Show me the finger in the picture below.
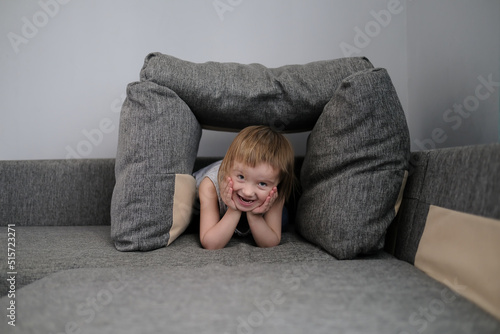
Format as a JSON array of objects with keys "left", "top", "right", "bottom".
[
  {"left": 225, "top": 178, "right": 232, "bottom": 193},
  {"left": 223, "top": 178, "right": 239, "bottom": 211},
  {"left": 253, "top": 195, "right": 272, "bottom": 214},
  {"left": 268, "top": 188, "right": 278, "bottom": 203}
]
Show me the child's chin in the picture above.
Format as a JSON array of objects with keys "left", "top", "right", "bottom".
[
  {"left": 236, "top": 205, "right": 254, "bottom": 213},
  {"left": 235, "top": 202, "right": 259, "bottom": 213}
]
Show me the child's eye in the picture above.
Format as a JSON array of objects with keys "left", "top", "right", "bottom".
[
  {"left": 237, "top": 175, "right": 244, "bottom": 180},
  {"left": 258, "top": 182, "right": 267, "bottom": 187}
]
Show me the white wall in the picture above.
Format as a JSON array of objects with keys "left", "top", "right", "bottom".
[
  {"left": 0, "top": 0, "right": 497, "bottom": 160},
  {"left": 407, "top": 0, "right": 500, "bottom": 150}
]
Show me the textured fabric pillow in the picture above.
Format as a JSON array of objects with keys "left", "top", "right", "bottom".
[
  {"left": 296, "top": 68, "right": 410, "bottom": 260},
  {"left": 111, "top": 80, "right": 201, "bottom": 251},
  {"left": 140, "top": 53, "right": 374, "bottom": 132}
]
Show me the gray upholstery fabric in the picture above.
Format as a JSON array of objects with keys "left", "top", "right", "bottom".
[
  {"left": 386, "top": 198, "right": 430, "bottom": 263},
  {"left": 111, "top": 80, "right": 201, "bottom": 251},
  {"left": 296, "top": 68, "right": 410, "bottom": 260},
  {"left": 421, "top": 143, "right": 500, "bottom": 218},
  {"left": 384, "top": 151, "right": 429, "bottom": 257},
  {"left": 140, "top": 52, "right": 374, "bottom": 131},
  {"left": 2, "top": 257, "right": 498, "bottom": 334},
  {"left": 0, "top": 156, "right": 225, "bottom": 229},
  {"left": 0, "top": 226, "right": 333, "bottom": 296},
  {"left": 0, "top": 159, "right": 115, "bottom": 226},
  {"left": 1, "top": 148, "right": 500, "bottom": 333},
  {"left": 391, "top": 143, "right": 500, "bottom": 264}
]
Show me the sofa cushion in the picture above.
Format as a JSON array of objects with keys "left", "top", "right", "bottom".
[
  {"left": 140, "top": 52, "right": 374, "bottom": 132},
  {"left": 3, "top": 255, "right": 498, "bottom": 333},
  {"left": 111, "top": 80, "right": 201, "bottom": 251},
  {"left": 0, "top": 226, "right": 333, "bottom": 296},
  {"left": 416, "top": 205, "right": 500, "bottom": 320},
  {"left": 296, "top": 68, "right": 410, "bottom": 260}
]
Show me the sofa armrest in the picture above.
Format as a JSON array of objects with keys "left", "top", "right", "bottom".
[
  {"left": 386, "top": 143, "right": 500, "bottom": 320},
  {"left": 387, "top": 143, "right": 500, "bottom": 263}
]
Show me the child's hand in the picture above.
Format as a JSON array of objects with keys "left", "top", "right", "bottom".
[
  {"left": 221, "top": 177, "right": 238, "bottom": 211},
  {"left": 251, "top": 187, "right": 278, "bottom": 215}
]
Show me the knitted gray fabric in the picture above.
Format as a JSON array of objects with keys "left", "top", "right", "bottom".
[
  {"left": 0, "top": 227, "right": 331, "bottom": 296},
  {"left": 296, "top": 68, "right": 410, "bottom": 260},
  {"left": 0, "top": 159, "right": 115, "bottom": 226},
  {"left": 391, "top": 143, "right": 500, "bottom": 264},
  {"left": 2, "top": 146, "right": 500, "bottom": 332},
  {"left": 140, "top": 52, "right": 374, "bottom": 131},
  {"left": 2, "top": 254, "right": 498, "bottom": 334},
  {"left": 110, "top": 80, "right": 202, "bottom": 251}
]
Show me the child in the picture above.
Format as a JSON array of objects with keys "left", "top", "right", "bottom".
[{"left": 194, "top": 125, "right": 295, "bottom": 250}]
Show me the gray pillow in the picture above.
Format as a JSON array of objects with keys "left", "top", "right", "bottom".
[
  {"left": 140, "top": 53, "right": 374, "bottom": 132},
  {"left": 111, "top": 80, "right": 201, "bottom": 251},
  {"left": 296, "top": 68, "right": 410, "bottom": 260}
]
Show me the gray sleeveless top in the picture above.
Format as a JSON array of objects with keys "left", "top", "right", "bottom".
[
  {"left": 194, "top": 160, "right": 227, "bottom": 218},
  {"left": 194, "top": 160, "right": 250, "bottom": 236}
]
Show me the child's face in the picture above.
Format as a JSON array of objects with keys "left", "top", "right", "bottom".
[{"left": 228, "top": 161, "right": 280, "bottom": 212}]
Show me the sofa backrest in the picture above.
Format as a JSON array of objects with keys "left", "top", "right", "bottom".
[
  {"left": 2, "top": 144, "right": 498, "bottom": 231},
  {"left": 386, "top": 143, "right": 500, "bottom": 262},
  {"left": 0, "top": 159, "right": 115, "bottom": 226}
]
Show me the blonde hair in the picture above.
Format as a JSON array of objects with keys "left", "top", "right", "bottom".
[{"left": 218, "top": 125, "right": 296, "bottom": 203}]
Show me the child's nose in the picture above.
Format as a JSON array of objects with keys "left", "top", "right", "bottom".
[{"left": 241, "top": 185, "right": 254, "bottom": 197}]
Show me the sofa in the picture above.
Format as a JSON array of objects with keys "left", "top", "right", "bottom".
[
  {"left": 1, "top": 53, "right": 499, "bottom": 333},
  {"left": 1, "top": 144, "right": 499, "bottom": 333}
]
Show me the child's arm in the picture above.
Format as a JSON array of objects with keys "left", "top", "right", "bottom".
[
  {"left": 246, "top": 190, "right": 283, "bottom": 248},
  {"left": 199, "top": 177, "right": 241, "bottom": 250}
]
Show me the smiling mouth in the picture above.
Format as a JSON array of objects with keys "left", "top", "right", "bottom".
[{"left": 237, "top": 195, "right": 255, "bottom": 206}]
